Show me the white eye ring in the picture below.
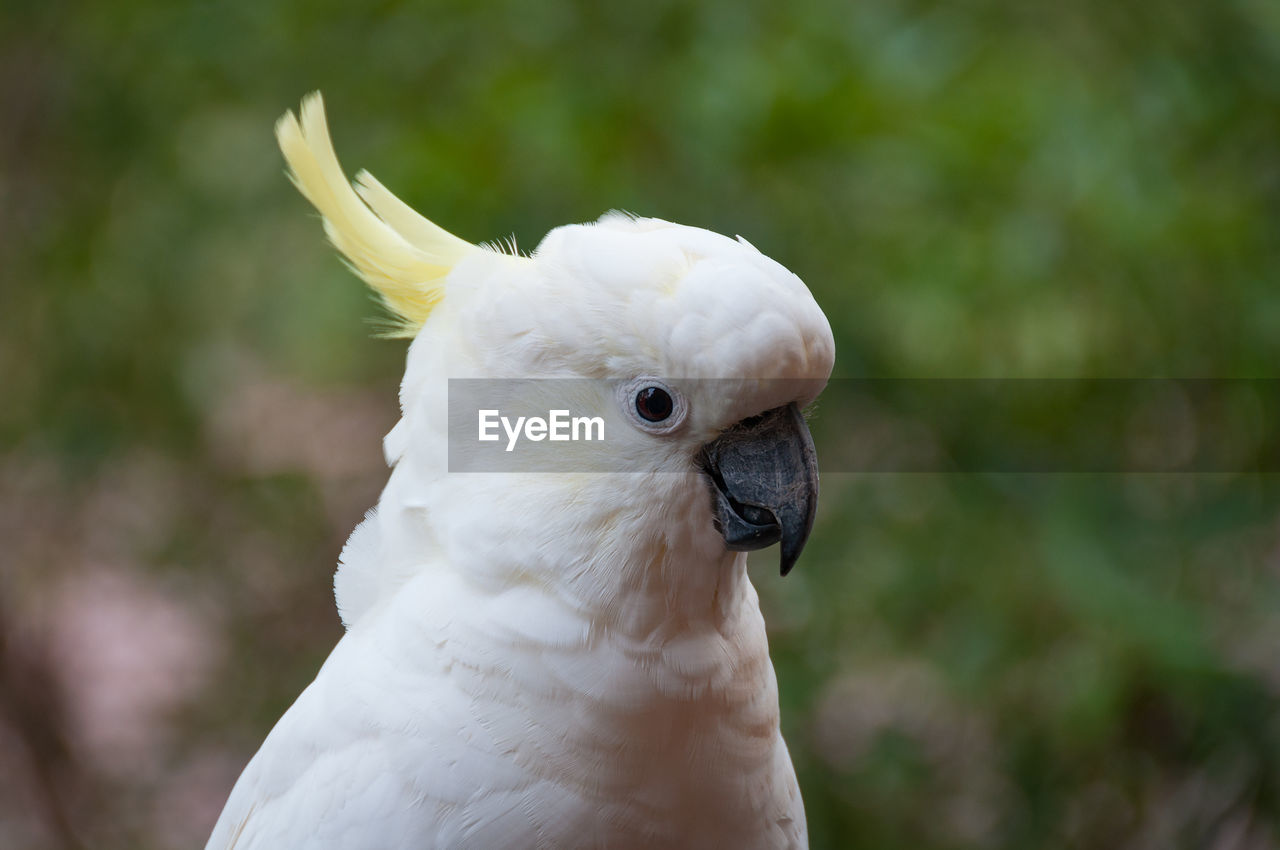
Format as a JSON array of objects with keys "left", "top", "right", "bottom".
[{"left": 617, "top": 377, "right": 689, "bottom": 436}]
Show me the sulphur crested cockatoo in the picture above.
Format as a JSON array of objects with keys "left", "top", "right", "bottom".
[{"left": 207, "top": 93, "right": 834, "bottom": 850}]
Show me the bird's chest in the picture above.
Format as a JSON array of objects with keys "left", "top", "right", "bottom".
[
  {"left": 484, "top": 638, "right": 784, "bottom": 819},
  {"left": 335, "top": 585, "right": 799, "bottom": 847}
]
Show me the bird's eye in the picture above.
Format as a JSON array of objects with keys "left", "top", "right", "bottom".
[
  {"left": 635, "top": 386, "right": 674, "bottom": 422},
  {"left": 618, "top": 377, "right": 688, "bottom": 435}
]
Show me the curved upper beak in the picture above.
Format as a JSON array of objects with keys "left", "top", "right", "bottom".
[{"left": 699, "top": 402, "right": 819, "bottom": 576}]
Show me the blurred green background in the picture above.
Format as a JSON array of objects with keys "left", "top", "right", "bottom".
[{"left": 3, "top": 1, "right": 1279, "bottom": 848}]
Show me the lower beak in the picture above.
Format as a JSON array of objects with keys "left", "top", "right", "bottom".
[{"left": 699, "top": 402, "right": 819, "bottom": 576}]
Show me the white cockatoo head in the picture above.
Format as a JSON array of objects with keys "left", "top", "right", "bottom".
[{"left": 277, "top": 94, "right": 835, "bottom": 627}]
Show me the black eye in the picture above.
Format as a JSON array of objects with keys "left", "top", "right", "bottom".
[
  {"left": 619, "top": 377, "right": 687, "bottom": 435},
  {"left": 635, "top": 386, "right": 674, "bottom": 422}
]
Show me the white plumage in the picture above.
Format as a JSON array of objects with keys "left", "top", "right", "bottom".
[{"left": 207, "top": 93, "right": 834, "bottom": 849}]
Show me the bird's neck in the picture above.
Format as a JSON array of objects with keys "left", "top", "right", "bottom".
[{"left": 526, "top": 470, "right": 754, "bottom": 637}]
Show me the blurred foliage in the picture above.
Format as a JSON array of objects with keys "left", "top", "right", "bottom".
[{"left": 2, "top": 0, "right": 1279, "bottom": 848}]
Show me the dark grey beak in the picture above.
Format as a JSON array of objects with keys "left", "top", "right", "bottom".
[{"left": 699, "top": 402, "right": 819, "bottom": 576}]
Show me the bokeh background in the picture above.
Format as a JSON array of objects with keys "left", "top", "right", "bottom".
[{"left": 3, "top": 1, "right": 1280, "bottom": 847}]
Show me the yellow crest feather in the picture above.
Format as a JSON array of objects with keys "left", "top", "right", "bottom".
[{"left": 275, "top": 92, "right": 476, "bottom": 336}]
